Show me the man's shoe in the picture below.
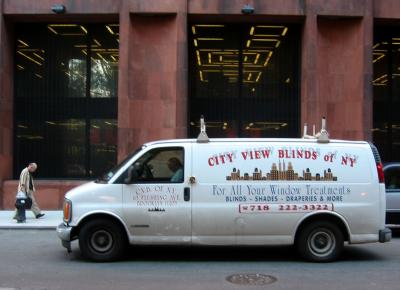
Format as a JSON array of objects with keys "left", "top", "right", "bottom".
[
  {"left": 13, "top": 216, "right": 17, "bottom": 220},
  {"left": 36, "top": 213, "right": 45, "bottom": 219},
  {"left": 17, "top": 220, "right": 26, "bottom": 223}
]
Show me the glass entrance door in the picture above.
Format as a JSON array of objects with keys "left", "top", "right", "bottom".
[{"left": 189, "top": 24, "right": 300, "bottom": 138}]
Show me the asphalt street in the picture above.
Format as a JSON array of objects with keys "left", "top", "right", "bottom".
[{"left": 0, "top": 230, "right": 399, "bottom": 290}]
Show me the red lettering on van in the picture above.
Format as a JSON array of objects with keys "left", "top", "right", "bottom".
[
  {"left": 226, "top": 152, "right": 234, "bottom": 163},
  {"left": 208, "top": 157, "right": 215, "bottom": 166},
  {"left": 341, "top": 156, "right": 356, "bottom": 167},
  {"left": 261, "top": 150, "right": 271, "bottom": 158}
]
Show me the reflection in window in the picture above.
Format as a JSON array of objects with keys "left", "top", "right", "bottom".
[
  {"left": 67, "top": 59, "right": 86, "bottom": 98},
  {"left": 128, "top": 148, "right": 184, "bottom": 183},
  {"left": 90, "top": 25, "right": 119, "bottom": 98},
  {"left": 91, "top": 60, "right": 117, "bottom": 98},
  {"left": 14, "top": 23, "right": 119, "bottom": 178},
  {"left": 189, "top": 24, "right": 300, "bottom": 138}
]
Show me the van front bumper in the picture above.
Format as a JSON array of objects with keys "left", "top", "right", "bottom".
[
  {"left": 56, "top": 222, "right": 73, "bottom": 252},
  {"left": 379, "top": 228, "right": 392, "bottom": 243}
]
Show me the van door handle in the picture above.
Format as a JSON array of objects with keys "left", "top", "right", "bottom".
[{"left": 184, "top": 187, "right": 190, "bottom": 202}]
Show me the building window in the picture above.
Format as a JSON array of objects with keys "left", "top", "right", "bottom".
[
  {"left": 373, "top": 28, "right": 400, "bottom": 162},
  {"left": 189, "top": 24, "right": 300, "bottom": 138},
  {"left": 14, "top": 23, "right": 119, "bottom": 178}
]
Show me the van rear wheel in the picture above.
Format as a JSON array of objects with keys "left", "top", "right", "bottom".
[
  {"left": 297, "top": 221, "right": 343, "bottom": 262},
  {"left": 79, "top": 219, "right": 126, "bottom": 262}
]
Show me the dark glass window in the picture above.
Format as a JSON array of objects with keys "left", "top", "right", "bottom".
[
  {"left": 189, "top": 24, "right": 300, "bottom": 138},
  {"left": 117, "top": 147, "right": 184, "bottom": 184},
  {"left": 373, "top": 28, "right": 400, "bottom": 162},
  {"left": 385, "top": 167, "right": 400, "bottom": 190},
  {"left": 14, "top": 23, "right": 119, "bottom": 178}
]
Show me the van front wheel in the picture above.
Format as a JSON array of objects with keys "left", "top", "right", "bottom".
[
  {"left": 79, "top": 219, "right": 126, "bottom": 262},
  {"left": 297, "top": 221, "right": 343, "bottom": 262}
]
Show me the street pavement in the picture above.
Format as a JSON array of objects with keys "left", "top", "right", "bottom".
[
  {"left": 0, "top": 210, "right": 62, "bottom": 229},
  {"left": 0, "top": 210, "right": 399, "bottom": 290},
  {"left": 0, "top": 229, "right": 399, "bottom": 290}
]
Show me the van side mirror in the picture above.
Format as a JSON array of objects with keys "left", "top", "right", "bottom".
[{"left": 124, "top": 163, "right": 140, "bottom": 184}]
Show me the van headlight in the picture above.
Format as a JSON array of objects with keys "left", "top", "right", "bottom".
[{"left": 63, "top": 198, "right": 72, "bottom": 224}]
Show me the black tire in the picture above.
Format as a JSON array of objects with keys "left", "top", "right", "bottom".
[
  {"left": 79, "top": 219, "right": 127, "bottom": 262},
  {"left": 296, "top": 221, "right": 344, "bottom": 262}
]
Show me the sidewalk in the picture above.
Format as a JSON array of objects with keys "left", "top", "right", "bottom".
[{"left": 0, "top": 210, "right": 62, "bottom": 229}]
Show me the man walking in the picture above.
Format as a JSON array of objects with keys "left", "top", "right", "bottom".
[{"left": 16, "top": 162, "right": 44, "bottom": 219}]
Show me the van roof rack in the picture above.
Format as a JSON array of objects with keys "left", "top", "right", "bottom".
[
  {"left": 303, "top": 117, "right": 330, "bottom": 143},
  {"left": 197, "top": 115, "right": 209, "bottom": 143},
  {"left": 196, "top": 116, "right": 329, "bottom": 143}
]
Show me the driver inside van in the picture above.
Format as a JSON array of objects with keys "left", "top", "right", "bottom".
[{"left": 168, "top": 157, "right": 183, "bottom": 182}]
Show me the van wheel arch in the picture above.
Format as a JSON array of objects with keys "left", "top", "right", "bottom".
[
  {"left": 295, "top": 214, "right": 349, "bottom": 262},
  {"left": 295, "top": 213, "right": 349, "bottom": 242},
  {"left": 72, "top": 213, "right": 128, "bottom": 238}
]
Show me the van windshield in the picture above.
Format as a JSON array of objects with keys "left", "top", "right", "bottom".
[{"left": 96, "top": 146, "right": 143, "bottom": 183}]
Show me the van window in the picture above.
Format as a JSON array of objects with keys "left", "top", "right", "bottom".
[{"left": 117, "top": 147, "right": 184, "bottom": 184}]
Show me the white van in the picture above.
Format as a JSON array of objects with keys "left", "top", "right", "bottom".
[{"left": 57, "top": 119, "right": 391, "bottom": 262}]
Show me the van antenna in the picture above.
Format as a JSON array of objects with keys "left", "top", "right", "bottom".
[
  {"left": 197, "top": 115, "right": 209, "bottom": 143},
  {"left": 303, "top": 117, "right": 330, "bottom": 143},
  {"left": 316, "top": 117, "right": 330, "bottom": 143}
]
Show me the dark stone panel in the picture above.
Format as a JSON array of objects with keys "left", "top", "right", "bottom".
[
  {"left": 374, "top": 0, "right": 400, "bottom": 19},
  {"left": 306, "top": 0, "right": 366, "bottom": 17},
  {"left": 189, "top": 0, "right": 304, "bottom": 15},
  {"left": 130, "top": 0, "right": 186, "bottom": 14},
  {"left": 3, "top": 0, "right": 120, "bottom": 15}
]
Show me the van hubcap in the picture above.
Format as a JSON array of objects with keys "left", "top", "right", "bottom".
[
  {"left": 309, "top": 230, "right": 335, "bottom": 256},
  {"left": 90, "top": 230, "right": 113, "bottom": 253}
]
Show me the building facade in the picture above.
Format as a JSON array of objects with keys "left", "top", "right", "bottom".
[{"left": 0, "top": 0, "right": 399, "bottom": 209}]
